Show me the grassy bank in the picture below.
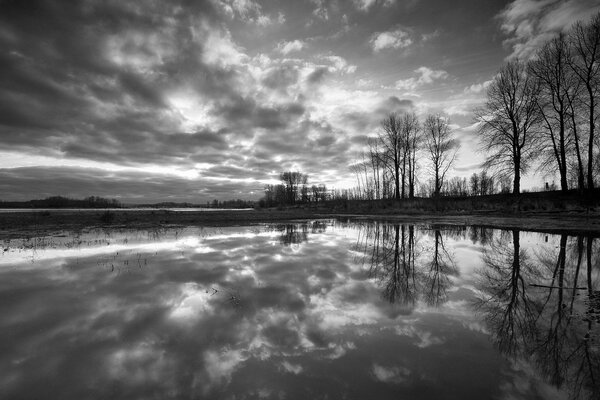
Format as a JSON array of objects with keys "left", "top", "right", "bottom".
[
  {"left": 1, "top": 206, "right": 600, "bottom": 239},
  {"left": 305, "top": 188, "right": 600, "bottom": 214}
]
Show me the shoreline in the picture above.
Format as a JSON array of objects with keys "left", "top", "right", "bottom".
[{"left": 1, "top": 209, "right": 600, "bottom": 238}]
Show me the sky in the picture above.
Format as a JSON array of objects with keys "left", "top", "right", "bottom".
[{"left": 1, "top": 0, "right": 599, "bottom": 203}]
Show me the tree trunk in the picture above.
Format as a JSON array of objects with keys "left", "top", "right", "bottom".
[
  {"left": 559, "top": 115, "right": 568, "bottom": 191},
  {"left": 588, "top": 90, "right": 595, "bottom": 190},
  {"left": 394, "top": 160, "right": 400, "bottom": 200},
  {"left": 513, "top": 160, "right": 520, "bottom": 194}
]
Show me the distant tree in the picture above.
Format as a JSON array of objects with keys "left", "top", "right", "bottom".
[
  {"left": 424, "top": 114, "right": 459, "bottom": 197},
  {"left": 470, "top": 173, "right": 480, "bottom": 196},
  {"left": 476, "top": 60, "right": 540, "bottom": 194},
  {"left": 480, "top": 171, "right": 494, "bottom": 195},
  {"left": 446, "top": 176, "right": 468, "bottom": 196},
  {"left": 279, "top": 171, "right": 308, "bottom": 204}
]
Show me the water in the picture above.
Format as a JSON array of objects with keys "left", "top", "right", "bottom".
[{"left": 0, "top": 220, "right": 598, "bottom": 399}]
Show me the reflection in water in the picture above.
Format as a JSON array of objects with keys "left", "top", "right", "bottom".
[
  {"left": 0, "top": 221, "right": 598, "bottom": 399},
  {"left": 356, "top": 223, "right": 457, "bottom": 311},
  {"left": 475, "top": 230, "right": 600, "bottom": 399},
  {"left": 267, "top": 221, "right": 328, "bottom": 246}
]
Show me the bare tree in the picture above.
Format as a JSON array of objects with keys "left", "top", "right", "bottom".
[
  {"left": 569, "top": 13, "right": 600, "bottom": 190},
  {"left": 476, "top": 60, "right": 540, "bottom": 194},
  {"left": 379, "top": 114, "right": 403, "bottom": 199},
  {"left": 529, "top": 33, "right": 576, "bottom": 192},
  {"left": 402, "top": 112, "right": 421, "bottom": 198},
  {"left": 279, "top": 171, "right": 308, "bottom": 204},
  {"left": 424, "top": 114, "right": 459, "bottom": 197},
  {"left": 367, "top": 137, "right": 384, "bottom": 199}
]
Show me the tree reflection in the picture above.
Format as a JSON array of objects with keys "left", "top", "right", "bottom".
[
  {"left": 266, "top": 222, "right": 327, "bottom": 246},
  {"left": 356, "top": 223, "right": 457, "bottom": 310},
  {"left": 475, "top": 229, "right": 539, "bottom": 355},
  {"left": 424, "top": 228, "right": 458, "bottom": 306},
  {"left": 476, "top": 231, "right": 600, "bottom": 399}
]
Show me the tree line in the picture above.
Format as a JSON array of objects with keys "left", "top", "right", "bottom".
[
  {"left": 478, "top": 13, "right": 600, "bottom": 193},
  {"left": 352, "top": 112, "right": 460, "bottom": 199},
  {"left": 0, "top": 196, "right": 122, "bottom": 208},
  {"left": 260, "top": 171, "right": 329, "bottom": 207},
  {"left": 351, "top": 13, "right": 600, "bottom": 199}
]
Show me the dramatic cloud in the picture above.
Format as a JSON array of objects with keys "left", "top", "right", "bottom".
[
  {"left": 0, "top": 0, "right": 596, "bottom": 201},
  {"left": 498, "top": 0, "right": 600, "bottom": 59}
]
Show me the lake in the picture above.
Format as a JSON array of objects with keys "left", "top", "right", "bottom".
[{"left": 0, "top": 219, "right": 598, "bottom": 399}]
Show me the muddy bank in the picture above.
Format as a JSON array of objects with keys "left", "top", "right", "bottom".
[{"left": 1, "top": 208, "right": 599, "bottom": 238}]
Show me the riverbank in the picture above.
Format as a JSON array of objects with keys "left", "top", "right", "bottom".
[{"left": 1, "top": 207, "right": 600, "bottom": 239}]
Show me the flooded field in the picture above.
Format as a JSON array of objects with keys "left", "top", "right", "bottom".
[{"left": 0, "top": 220, "right": 598, "bottom": 399}]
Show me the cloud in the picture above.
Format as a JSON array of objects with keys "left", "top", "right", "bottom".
[
  {"left": 463, "top": 80, "right": 493, "bottom": 94},
  {"left": 276, "top": 40, "right": 306, "bottom": 54},
  {"left": 353, "top": 0, "right": 378, "bottom": 11},
  {"left": 370, "top": 28, "right": 413, "bottom": 52},
  {"left": 0, "top": 166, "right": 266, "bottom": 202},
  {"left": 395, "top": 66, "right": 449, "bottom": 91},
  {"left": 498, "top": 0, "right": 600, "bottom": 59},
  {"left": 353, "top": 0, "right": 397, "bottom": 11},
  {"left": 320, "top": 55, "right": 357, "bottom": 74},
  {"left": 310, "top": 0, "right": 329, "bottom": 20},
  {"left": 372, "top": 364, "right": 411, "bottom": 383},
  {"left": 212, "top": 0, "right": 283, "bottom": 25}
]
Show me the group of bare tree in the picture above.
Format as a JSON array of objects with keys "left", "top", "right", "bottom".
[
  {"left": 352, "top": 112, "right": 459, "bottom": 200},
  {"left": 261, "top": 171, "right": 328, "bottom": 207},
  {"left": 478, "top": 13, "right": 600, "bottom": 193}
]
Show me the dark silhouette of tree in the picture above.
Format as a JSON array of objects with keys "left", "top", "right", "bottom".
[
  {"left": 278, "top": 224, "right": 309, "bottom": 246},
  {"left": 355, "top": 223, "right": 457, "bottom": 310},
  {"left": 476, "top": 60, "right": 540, "bottom": 194},
  {"left": 476, "top": 231, "right": 600, "bottom": 399},
  {"left": 424, "top": 228, "right": 458, "bottom": 306},
  {"left": 569, "top": 13, "right": 600, "bottom": 190},
  {"left": 367, "top": 137, "right": 384, "bottom": 199},
  {"left": 529, "top": 34, "right": 576, "bottom": 192},
  {"left": 424, "top": 114, "right": 459, "bottom": 197},
  {"left": 475, "top": 229, "right": 539, "bottom": 355},
  {"left": 402, "top": 112, "right": 421, "bottom": 199},
  {"left": 280, "top": 171, "right": 308, "bottom": 205},
  {"left": 379, "top": 114, "right": 403, "bottom": 200}
]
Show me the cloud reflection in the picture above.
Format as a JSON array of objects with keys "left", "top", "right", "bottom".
[{"left": 1, "top": 221, "right": 592, "bottom": 399}]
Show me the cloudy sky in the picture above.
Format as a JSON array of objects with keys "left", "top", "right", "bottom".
[{"left": 1, "top": 0, "right": 599, "bottom": 203}]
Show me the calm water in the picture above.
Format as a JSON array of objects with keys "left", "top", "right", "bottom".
[{"left": 0, "top": 220, "right": 598, "bottom": 399}]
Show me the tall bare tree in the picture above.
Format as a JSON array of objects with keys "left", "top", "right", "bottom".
[
  {"left": 379, "top": 114, "right": 403, "bottom": 199},
  {"left": 367, "top": 137, "right": 384, "bottom": 199},
  {"left": 424, "top": 114, "right": 459, "bottom": 197},
  {"left": 529, "top": 33, "right": 575, "bottom": 191},
  {"left": 401, "top": 112, "right": 421, "bottom": 198},
  {"left": 569, "top": 13, "right": 600, "bottom": 190},
  {"left": 476, "top": 60, "right": 540, "bottom": 194}
]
